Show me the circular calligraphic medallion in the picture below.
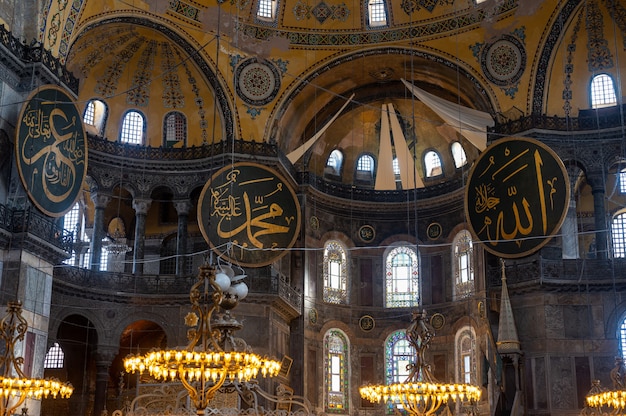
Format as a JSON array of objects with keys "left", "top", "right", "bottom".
[
  {"left": 481, "top": 35, "right": 526, "bottom": 86},
  {"left": 427, "top": 222, "right": 442, "bottom": 240},
  {"left": 15, "top": 85, "right": 87, "bottom": 217},
  {"left": 198, "top": 162, "right": 301, "bottom": 267},
  {"left": 359, "top": 315, "right": 375, "bottom": 332},
  {"left": 235, "top": 58, "right": 281, "bottom": 106},
  {"left": 358, "top": 225, "right": 375, "bottom": 243},
  {"left": 465, "top": 137, "right": 569, "bottom": 258},
  {"left": 430, "top": 313, "right": 445, "bottom": 330}
]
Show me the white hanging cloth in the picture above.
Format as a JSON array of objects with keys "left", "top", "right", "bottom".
[
  {"left": 286, "top": 94, "right": 355, "bottom": 164},
  {"left": 401, "top": 78, "right": 494, "bottom": 151}
]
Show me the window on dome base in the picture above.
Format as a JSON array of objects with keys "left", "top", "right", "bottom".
[{"left": 590, "top": 74, "right": 617, "bottom": 109}]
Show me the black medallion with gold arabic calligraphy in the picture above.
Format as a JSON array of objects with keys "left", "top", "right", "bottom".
[
  {"left": 198, "top": 162, "right": 301, "bottom": 267},
  {"left": 465, "top": 137, "right": 569, "bottom": 258},
  {"left": 15, "top": 86, "right": 87, "bottom": 217}
]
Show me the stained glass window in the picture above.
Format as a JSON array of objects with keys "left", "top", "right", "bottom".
[
  {"left": 385, "top": 246, "right": 419, "bottom": 308},
  {"left": 325, "top": 329, "right": 349, "bottom": 412},
  {"left": 324, "top": 241, "right": 348, "bottom": 304},
  {"left": 384, "top": 330, "right": 415, "bottom": 413},
  {"left": 453, "top": 230, "right": 474, "bottom": 299},
  {"left": 455, "top": 327, "right": 476, "bottom": 384},
  {"left": 44, "top": 342, "right": 65, "bottom": 369}
]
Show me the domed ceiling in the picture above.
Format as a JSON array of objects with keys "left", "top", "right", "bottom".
[{"left": 56, "top": 0, "right": 548, "bottom": 190}]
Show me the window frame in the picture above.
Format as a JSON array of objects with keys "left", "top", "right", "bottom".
[
  {"left": 612, "top": 210, "right": 626, "bottom": 258},
  {"left": 424, "top": 149, "right": 443, "bottom": 178},
  {"left": 323, "top": 240, "right": 348, "bottom": 304},
  {"left": 119, "top": 110, "right": 146, "bottom": 145},
  {"left": 590, "top": 73, "right": 618, "bottom": 109},
  {"left": 257, "top": 0, "right": 278, "bottom": 22},
  {"left": 44, "top": 342, "right": 65, "bottom": 369},
  {"left": 83, "top": 98, "right": 108, "bottom": 135},
  {"left": 384, "top": 245, "right": 419, "bottom": 308},
  {"left": 324, "top": 329, "right": 349, "bottom": 413},
  {"left": 367, "top": 0, "right": 388, "bottom": 28},
  {"left": 325, "top": 149, "right": 344, "bottom": 177},
  {"left": 455, "top": 326, "right": 477, "bottom": 385},
  {"left": 163, "top": 111, "right": 187, "bottom": 147},
  {"left": 453, "top": 230, "right": 475, "bottom": 299},
  {"left": 451, "top": 142, "right": 468, "bottom": 169}
]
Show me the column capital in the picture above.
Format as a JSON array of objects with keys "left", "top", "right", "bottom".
[
  {"left": 91, "top": 193, "right": 112, "bottom": 209},
  {"left": 173, "top": 200, "right": 193, "bottom": 216},
  {"left": 132, "top": 198, "right": 152, "bottom": 215}
]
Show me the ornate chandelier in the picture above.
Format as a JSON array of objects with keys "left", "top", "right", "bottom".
[
  {"left": 585, "top": 357, "right": 626, "bottom": 413},
  {"left": 360, "top": 310, "right": 481, "bottom": 416},
  {"left": 0, "top": 301, "right": 73, "bottom": 416},
  {"left": 124, "top": 261, "right": 282, "bottom": 414}
]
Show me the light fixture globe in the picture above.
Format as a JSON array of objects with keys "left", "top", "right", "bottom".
[{"left": 123, "top": 262, "right": 280, "bottom": 414}]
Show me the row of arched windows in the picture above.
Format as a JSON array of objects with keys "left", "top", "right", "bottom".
[
  {"left": 322, "top": 326, "right": 477, "bottom": 413},
  {"left": 322, "top": 231, "right": 475, "bottom": 306},
  {"left": 326, "top": 142, "right": 468, "bottom": 182},
  {"left": 83, "top": 99, "right": 187, "bottom": 147}
]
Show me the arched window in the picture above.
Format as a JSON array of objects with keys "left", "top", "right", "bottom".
[
  {"left": 612, "top": 212, "right": 626, "bottom": 258},
  {"left": 620, "top": 168, "right": 626, "bottom": 194},
  {"left": 451, "top": 142, "right": 467, "bottom": 168},
  {"left": 257, "top": 0, "right": 277, "bottom": 21},
  {"left": 83, "top": 99, "right": 107, "bottom": 135},
  {"left": 620, "top": 316, "right": 626, "bottom": 359},
  {"left": 367, "top": 0, "right": 387, "bottom": 27},
  {"left": 356, "top": 154, "right": 375, "bottom": 181},
  {"left": 453, "top": 230, "right": 474, "bottom": 299},
  {"left": 385, "top": 330, "right": 414, "bottom": 384},
  {"left": 324, "top": 329, "right": 349, "bottom": 412},
  {"left": 120, "top": 110, "right": 145, "bottom": 144},
  {"left": 44, "top": 342, "right": 65, "bottom": 369},
  {"left": 591, "top": 74, "right": 617, "bottom": 109},
  {"left": 163, "top": 111, "right": 187, "bottom": 147},
  {"left": 323, "top": 241, "right": 348, "bottom": 304},
  {"left": 63, "top": 203, "right": 81, "bottom": 265},
  {"left": 424, "top": 150, "right": 442, "bottom": 177},
  {"left": 455, "top": 327, "right": 477, "bottom": 384},
  {"left": 326, "top": 149, "right": 344, "bottom": 176},
  {"left": 385, "top": 246, "right": 419, "bottom": 308}
]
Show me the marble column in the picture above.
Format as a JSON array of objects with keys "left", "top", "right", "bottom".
[
  {"left": 132, "top": 198, "right": 152, "bottom": 275},
  {"left": 93, "top": 347, "right": 117, "bottom": 416},
  {"left": 90, "top": 193, "right": 111, "bottom": 271},
  {"left": 562, "top": 166, "right": 581, "bottom": 259},
  {"left": 173, "top": 200, "right": 192, "bottom": 276},
  {"left": 588, "top": 172, "right": 608, "bottom": 259}
]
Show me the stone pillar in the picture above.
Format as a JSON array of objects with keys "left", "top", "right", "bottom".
[
  {"left": 132, "top": 198, "right": 152, "bottom": 275},
  {"left": 588, "top": 172, "right": 608, "bottom": 259},
  {"left": 562, "top": 166, "right": 581, "bottom": 259},
  {"left": 173, "top": 200, "right": 192, "bottom": 276},
  {"left": 93, "top": 347, "right": 117, "bottom": 416},
  {"left": 90, "top": 193, "right": 111, "bottom": 271}
]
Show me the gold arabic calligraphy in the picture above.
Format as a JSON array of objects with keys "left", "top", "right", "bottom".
[
  {"left": 473, "top": 145, "right": 559, "bottom": 249},
  {"left": 20, "top": 104, "right": 84, "bottom": 204},
  {"left": 210, "top": 169, "right": 294, "bottom": 253}
]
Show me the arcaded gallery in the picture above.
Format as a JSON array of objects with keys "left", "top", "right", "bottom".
[{"left": 0, "top": 0, "right": 624, "bottom": 415}]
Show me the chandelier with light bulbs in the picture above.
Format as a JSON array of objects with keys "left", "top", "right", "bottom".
[
  {"left": 586, "top": 357, "right": 626, "bottom": 413},
  {"left": 0, "top": 301, "right": 73, "bottom": 416},
  {"left": 360, "top": 310, "right": 481, "bottom": 416},
  {"left": 124, "top": 261, "right": 281, "bottom": 414}
]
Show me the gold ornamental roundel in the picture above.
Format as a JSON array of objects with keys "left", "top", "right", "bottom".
[
  {"left": 198, "top": 162, "right": 301, "bottom": 267},
  {"left": 465, "top": 137, "right": 569, "bottom": 258},
  {"left": 15, "top": 86, "right": 87, "bottom": 217}
]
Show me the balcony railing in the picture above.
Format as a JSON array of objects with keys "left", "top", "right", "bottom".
[
  {"left": 487, "top": 254, "right": 626, "bottom": 290},
  {"left": 0, "top": 204, "right": 73, "bottom": 253},
  {"left": 53, "top": 265, "right": 302, "bottom": 313}
]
